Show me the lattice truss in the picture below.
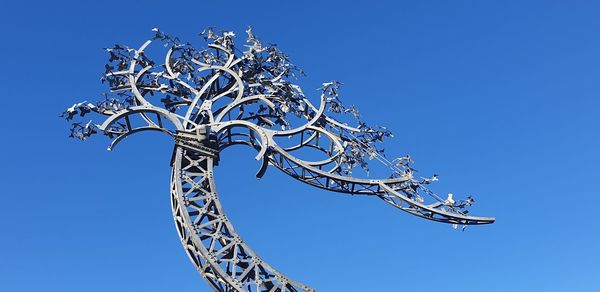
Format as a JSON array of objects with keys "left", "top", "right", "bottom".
[{"left": 63, "top": 27, "right": 495, "bottom": 291}]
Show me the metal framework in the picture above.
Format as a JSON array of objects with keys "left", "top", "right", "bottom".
[{"left": 63, "top": 27, "right": 494, "bottom": 291}]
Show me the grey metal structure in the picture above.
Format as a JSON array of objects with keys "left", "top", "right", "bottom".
[{"left": 63, "top": 28, "right": 494, "bottom": 291}]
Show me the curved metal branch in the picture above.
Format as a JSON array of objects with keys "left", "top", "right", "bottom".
[
  {"left": 97, "top": 106, "right": 187, "bottom": 150},
  {"left": 215, "top": 128, "right": 493, "bottom": 225}
]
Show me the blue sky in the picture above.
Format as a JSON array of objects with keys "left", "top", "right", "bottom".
[{"left": 1, "top": 1, "right": 599, "bottom": 291}]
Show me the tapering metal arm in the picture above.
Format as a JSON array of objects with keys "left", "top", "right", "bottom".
[{"left": 215, "top": 124, "right": 495, "bottom": 226}]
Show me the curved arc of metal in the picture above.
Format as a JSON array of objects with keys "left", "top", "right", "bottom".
[
  {"left": 132, "top": 65, "right": 175, "bottom": 129},
  {"left": 211, "top": 120, "right": 271, "bottom": 161},
  {"left": 211, "top": 121, "right": 409, "bottom": 193},
  {"left": 269, "top": 94, "right": 327, "bottom": 137},
  {"left": 299, "top": 96, "right": 362, "bottom": 133},
  {"left": 107, "top": 127, "right": 174, "bottom": 151},
  {"left": 270, "top": 143, "right": 409, "bottom": 193},
  {"left": 267, "top": 145, "right": 490, "bottom": 226},
  {"left": 281, "top": 131, "right": 319, "bottom": 152},
  {"left": 110, "top": 39, "right": 183, "bottom": 130},
  {"left": 126, "top": 39, "right": 154, "bottom": 106},
  {"left": 323, "top": 116, "right": 362, "bottom": 133},
  {"left": 98, "top": 106, "right": 186, "bottom": 131},
  {"left": 219, "top": 131, "right": 341, "bottom": 174},
  {"left": 222, "top": 127, "right": 494, "bottom": 224},
  {"left": 267, "top": 145, "right": 494, "bottom": 224},
  {"left": 274, "top": 125, "right": 344, "bottom": 169},
  {"left": 164, "top": 48, "right": 201, "bottom": 97},
  {"left": 214, "top": 94, "right": 277, "bottom": 123},
  {"left": 183, "top": 64, "right": 245, "bottom": 128},
  {"left": 213, "top": 120, "right": 342, "bottom": 176},
  {"left": 171, "top": 148, "right": 315, "bottom": 291},
  {"left": 189, "top": 60, "right": 243, "bottom": 104},
  {"left": 183, "top": 67, "right": 223, "bottom": 126},
  {"left": 378, "top": 183, "right": 495, "bottom": 225},
  {"left": 97, "top": 106, "right": 194, "bottom": 151},
  {"left": 207, "top": 44, "right": 236, "bottom": 68}
]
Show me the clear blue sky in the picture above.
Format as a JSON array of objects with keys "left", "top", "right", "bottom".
[{"left": 1, "top": 1, "right": 599, "bottom": 291}]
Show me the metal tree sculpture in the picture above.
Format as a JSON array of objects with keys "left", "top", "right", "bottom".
[{"left": 63, "top": 27, "right": 494, "bottom": 291}]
